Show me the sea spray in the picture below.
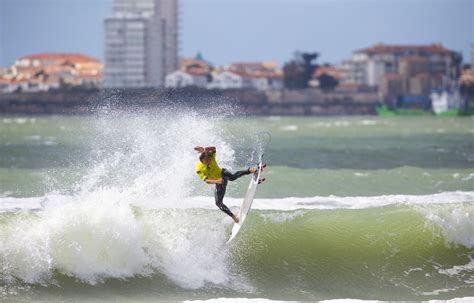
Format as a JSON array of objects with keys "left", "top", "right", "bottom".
[{"left": 73, "top": 108, "right": 239, "bottom": 204}]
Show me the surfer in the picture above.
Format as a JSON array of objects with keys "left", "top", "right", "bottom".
[{"left": 194, "top": 146, "right": 264, "bottom": 223}]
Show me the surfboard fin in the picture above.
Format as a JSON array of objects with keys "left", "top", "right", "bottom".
[{"left": 258, "top": 178, "right": 266, "bottom": 184}]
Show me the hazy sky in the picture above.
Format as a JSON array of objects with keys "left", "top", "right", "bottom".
[{"left": 1, "top": 0, "right": 473, "bottom": 67}]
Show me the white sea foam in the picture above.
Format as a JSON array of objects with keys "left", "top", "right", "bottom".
[
  {"left": 280, "top": 125, "right": 298, "bottom": 131},
  {"left": 184, "top": 298, "right": 474, "bottom": 303},
  {"left": 0, "top": 197, "right": 233, "bottom": 288},
  {"left": 437, "top": 257, "right": 474, "bottom": 281},
  {"left": 259, "top": 210, "right": 306, "bottom": 224},
  {"left": 24, "top": 135, "right": 41, "bottom": 140},
  {"left": 14, "top": 118, "right": 28, "bottom": 124},
  {"left": 2, "top": 191, "right": 473, "bottom": 213},
  {"left": 417, "top": 203, "right": 474, "bottom": 248},
  {"left": 359, "top": 120, "right": 377, "bottom": 126},
  {"left": 184, "top": 299, "right": 296, "bottom": 303},
  {"left": 462, "top": 173, "right": 474, "bottom": 181}
]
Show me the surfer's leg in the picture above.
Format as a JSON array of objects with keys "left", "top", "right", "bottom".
[
  {"left": 215, "top": 182, "right": 239, "bottom": 223},
  {"left": 215, "top": 181, "right": 232, "bottom": 216},
  {"left": 221, "top": 168, "right": 251, "bottom": 181}
]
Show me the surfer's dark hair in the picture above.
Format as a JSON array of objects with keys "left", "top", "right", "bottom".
[{"left": 199, "top": 152, "right": 211, "bottom": 162}]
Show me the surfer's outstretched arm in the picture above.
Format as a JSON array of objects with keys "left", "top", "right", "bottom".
[
  {"left": 205, "top": 178, "right": 224, "bottom": 185},
  {"left": 204, "top": 146, "right": 216, "bottom": 153},
  {"left": 194, "top": 146, "right": 215, "bottom": 153},
  {"left": 194, "top": 146, "right": 204, "bottom": 153}
]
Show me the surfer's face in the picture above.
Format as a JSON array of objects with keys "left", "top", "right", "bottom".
[{"left": 201, "top": 157, "right": 211, "bottom": 166}]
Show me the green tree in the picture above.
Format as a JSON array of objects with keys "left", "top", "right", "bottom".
[
  {"left": 283, "top": 51, "right": 319, "bottom": 89},
  {"left": 318, "top": 73, "right": 339, "bottom": 90}
]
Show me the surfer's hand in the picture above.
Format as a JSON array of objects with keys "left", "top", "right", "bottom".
[
  {"left": 194, "top": 146, "right": 204, "bottom": 152},
  {"left": 204, "top": 178, "right": 223, "bottom": 185}
]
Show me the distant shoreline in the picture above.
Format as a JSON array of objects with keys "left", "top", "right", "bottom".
[{"left": 0, "top": 87, "right": 381, "bottom": 116}]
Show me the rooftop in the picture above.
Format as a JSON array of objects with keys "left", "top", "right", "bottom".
[
  {"left": 18, "top": 53, "right": 101, "bottom": 64},
  {"left": 355, "top": 43, "right": 453, "bottom": 55}
]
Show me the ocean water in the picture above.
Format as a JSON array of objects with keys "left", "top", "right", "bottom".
[{"left": 0, "top": 111, "right": 473, "bottom": 302}]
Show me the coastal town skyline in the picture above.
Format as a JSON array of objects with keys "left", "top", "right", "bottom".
[{"left": 1, "top": 0, "right": 472, "bottom": 68}]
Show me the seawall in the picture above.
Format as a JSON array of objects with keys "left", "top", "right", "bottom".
[{"left": 0, "top": 88, "right": 380, "bottom": 115}]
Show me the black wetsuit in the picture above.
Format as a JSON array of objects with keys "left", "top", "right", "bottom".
[{"left": 215, "top": 168, "right": 251, "bottom": 218}]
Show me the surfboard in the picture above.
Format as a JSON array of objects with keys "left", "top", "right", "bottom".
[{"left": 226, "top": 132, "right": 270, "bottom": 244}]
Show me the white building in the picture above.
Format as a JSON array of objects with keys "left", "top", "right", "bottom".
[
  {"left": 431, "top": 90, "right": 462, "bottom": 114},
  {"left": 165, "top": 70, "right": 208, "bottom": 88},
  {"left": 104, "top": 0, "right": 178, "bottom": 88},
  {"left": 207, "top": 71, "right": 283, "bottom": 91},
  {"left": 250, "top": 76, "right": 283, "bottom": 90},
  {"left": 207, "top": 71, "right": 244, "bottom": 90}
]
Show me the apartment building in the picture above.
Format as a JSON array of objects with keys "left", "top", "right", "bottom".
[
  {"left": 104, "top": 0, "right": 178, "bottom": 88},
  {"left": 342, "top": 43, "right": 458, "bottom": 88}
]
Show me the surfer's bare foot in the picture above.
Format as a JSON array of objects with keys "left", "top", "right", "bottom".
[
  {"left": 232, "top": 214, "right": 239, "bottom": 223},
  {"left": 249, "top": 164, "right": 266, "bottom": 174}
]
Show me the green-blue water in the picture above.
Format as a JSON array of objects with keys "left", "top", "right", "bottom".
[{"left": 0, "top": 114, "right": 473, "bottom": 301}]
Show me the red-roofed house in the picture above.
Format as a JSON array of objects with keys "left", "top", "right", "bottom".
[
  {"left": 16, "top": 53, "right": 101, "bottom": 67},
  {"left": 167, "top": 61, "right": 284, "bottom": 90},
  {"left": 0, "top": 53, "right": 103, "bottom": 93},
  {"left": 219, "top": 62, "right": 283, "bottom": 90}
]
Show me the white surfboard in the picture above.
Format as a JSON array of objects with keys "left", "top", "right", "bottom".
[
  {"left": 226, "top": 161, "right": 263, "bottom": 244},
  {"left": 226, "top": 132, "right": 270, "bottom": 244}
]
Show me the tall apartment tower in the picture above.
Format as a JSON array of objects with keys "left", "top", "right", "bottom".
[{"left": 104, "top": 0, "right": 178, "bottom": 88}]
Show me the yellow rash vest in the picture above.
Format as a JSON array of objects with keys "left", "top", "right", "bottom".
[{"left": 195, "top": 152, "right": 222, "bottom": 181}]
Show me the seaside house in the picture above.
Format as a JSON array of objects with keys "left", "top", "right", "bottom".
[
  {"left": 0, "top": 77, "right": 13, "bottom": 93},
  {"left": 165, "top": 56, "right": 212, "bottom": 88},
  {"left": 165, "top": 60, "right": 283, "bottom": 91},
  {"left": 179, "top": 57, "right": 212, "bottom": 74},
  {"left": 228, "top": 62, "right": 283, "bottom": 90},
  {"left": 0, "top": 53, "right": 103, "bottom": 93},
  {"left": 165, "top": 70, "right": 208, "bottom": 88},
  {"left": 207, "top": 71, "right": 245, "bottom": 89},
  {"left": 207, "top": 62, "right": 283, "bottom": 90}
]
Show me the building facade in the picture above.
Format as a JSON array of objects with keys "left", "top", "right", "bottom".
[
  {"left": 104, "top": 0, "right": 178, "bottom": 88},
  {"left": 341, "top": 44, "right": 458, "bottom": 89}
]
